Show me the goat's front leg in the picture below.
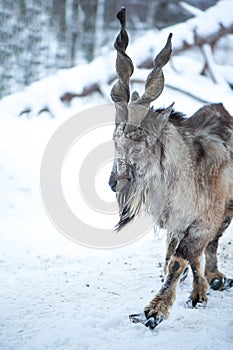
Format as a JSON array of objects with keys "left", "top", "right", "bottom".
[
  {"left": 164, "top": 235, "right": 178, "bottom": 275},
  {"left": 164, "top": 233, "right": 189, "bottom": 282},
  {"left": 130, "top": 256, "right": 188, "bottom": 329}
]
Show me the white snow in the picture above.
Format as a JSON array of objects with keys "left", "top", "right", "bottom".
[{"left": 0, "top": 1, "right": 233, "bottom": 349}]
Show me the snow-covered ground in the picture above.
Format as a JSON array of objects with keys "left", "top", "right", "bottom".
[{"left": 1, "top": 2, "right": 233, "bottom": 347}]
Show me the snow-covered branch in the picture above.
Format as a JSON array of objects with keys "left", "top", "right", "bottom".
[{"left": 138, "top": 0, "right": 233, "bottom": 68}]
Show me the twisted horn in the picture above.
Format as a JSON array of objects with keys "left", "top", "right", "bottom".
[
  {"left": 111, "top": 8, "right": 134, "bottom": 124},
  {"left": 125, "top": 33, "right": 172, "bottom": 133}
]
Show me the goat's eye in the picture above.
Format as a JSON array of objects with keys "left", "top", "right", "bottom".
[{"left": 133, "top": 147, "right": 142, "bottom": 153}]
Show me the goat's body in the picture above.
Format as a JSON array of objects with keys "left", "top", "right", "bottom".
[
  {"left": 114, "top": 103, "right": 233, "bottom": 328},
  {"left": 149, "top": 103, "right": 233, "bottom": 235},
  {"left": 110, "top": 9, "right": 233, "bottom": 329},
  {"left": 118, "top": 103, "right": 233, "bottom": 237}
]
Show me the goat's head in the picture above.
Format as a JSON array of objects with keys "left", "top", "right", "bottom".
[{"left": 109, "top": 8, "right": 173, "bottom": 229}]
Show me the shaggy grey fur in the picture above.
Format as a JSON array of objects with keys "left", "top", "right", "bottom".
[{"left": 109, "top": 8, "right": 233, "bottom": 329}]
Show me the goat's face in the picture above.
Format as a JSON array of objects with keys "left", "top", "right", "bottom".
[
  {"left": 109, "top": 105, "right": 174, "bottom": 195},
  {"left": 108, "top": 123, "right": 164, "bottom": 231},
  {"left": 109, "top": 127, "right": 143, "bottom": 192},
  {"left": 109, "top": 124, "right": 159, "bottom": 194}
]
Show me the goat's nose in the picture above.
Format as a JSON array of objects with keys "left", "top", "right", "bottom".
[{"left": 109, "top": 176, "right": 117, "bottom": 192}]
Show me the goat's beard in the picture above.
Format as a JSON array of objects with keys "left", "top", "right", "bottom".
[{"left": 115, "top": 177, "right": 147, "bottom": 231}]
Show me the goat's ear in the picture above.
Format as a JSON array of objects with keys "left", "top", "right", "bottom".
[{"left": 155, "top": 102, "right": 174, "bottom": 135}]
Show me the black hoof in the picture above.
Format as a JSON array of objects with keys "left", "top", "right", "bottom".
[
  {"left": 225, "top": 278, "right": 233, "bottom": 289},
  {"left": 210, "top": 277, "right": 233, "bottom": 291},
  {"left": 185, "top": 298, "right": 207, "bottom": 309},
  {"left": 129, "top": 312, "right": 164, "bottom": 330}
]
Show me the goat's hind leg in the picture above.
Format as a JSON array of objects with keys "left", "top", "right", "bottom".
[
  {"left": 186, "top": 256, "right": 208, "bottom": 308},
  {"left": 205, "top": 216, "right": 233, "bottom": 290},
  {"left": 175, "top": 224, "right": 212, "bottom": 308}
]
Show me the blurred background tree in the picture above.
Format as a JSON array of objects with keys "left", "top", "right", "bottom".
[{"left": 0, "top": 0, "right": 218, "bottom": 98}]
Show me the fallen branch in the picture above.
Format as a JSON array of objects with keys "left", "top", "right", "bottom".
[
  {"left": 60, "top": 83, "right": 101, "bottom": 102},
  {"left": 138, "top": 24, "right": 233, "bottom": 69}
]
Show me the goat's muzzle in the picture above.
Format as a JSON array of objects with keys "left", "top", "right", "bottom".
[
  {"left": 109, "top": 174, "right": 117, "bottom": 192},
  {"left": 109, "top": 174, "right": 130, "bottom": 193}
]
